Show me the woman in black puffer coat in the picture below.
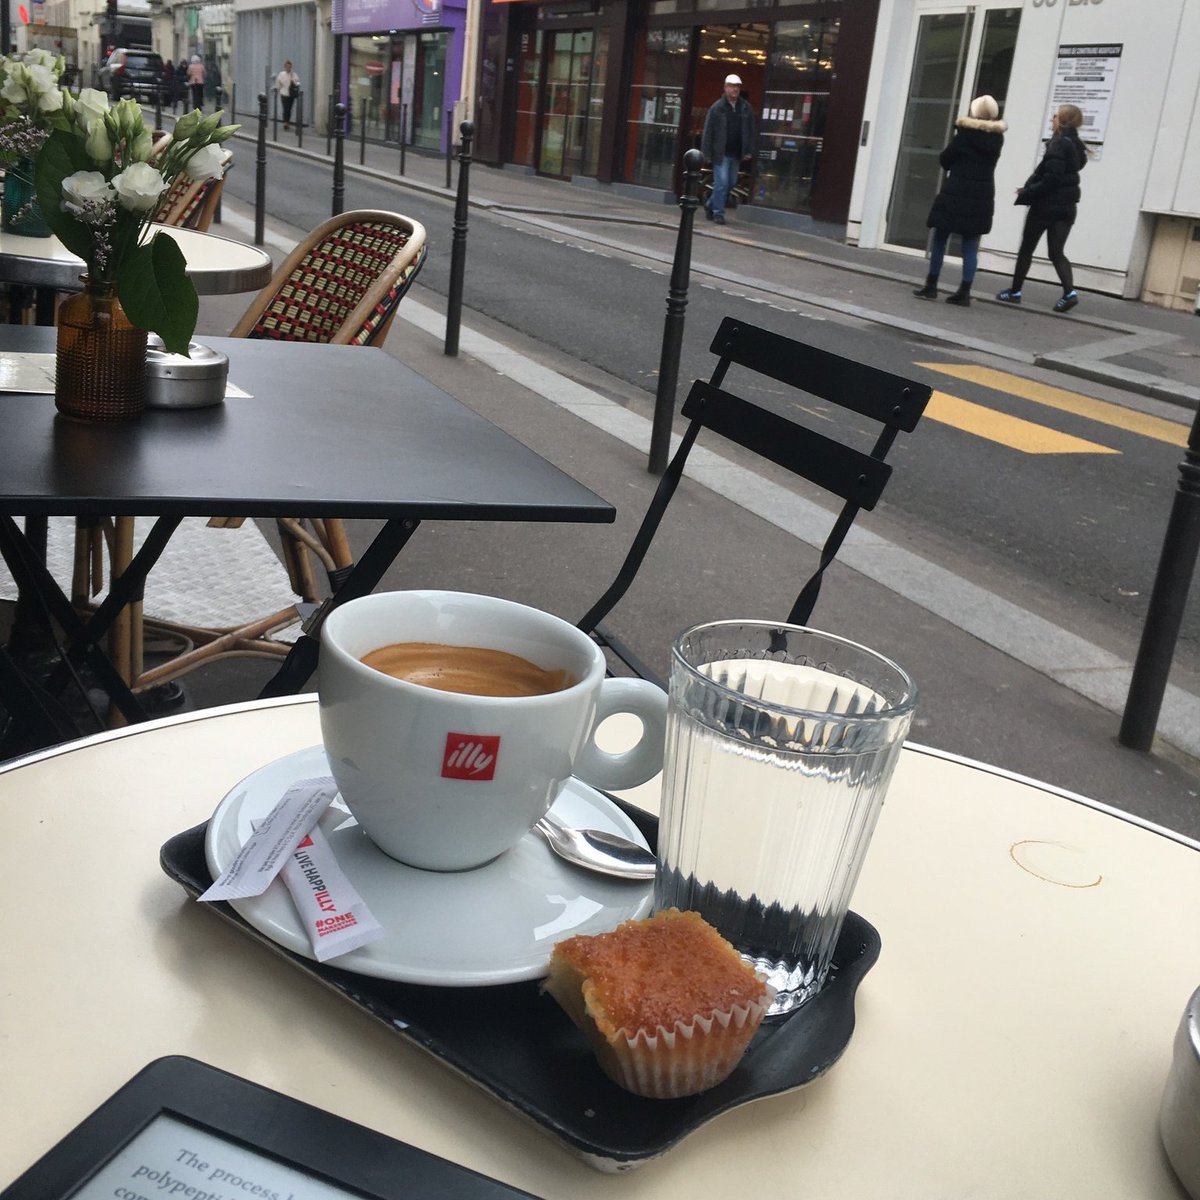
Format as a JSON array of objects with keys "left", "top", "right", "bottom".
[
  {"left": 997, "top": 104, "right": 1088, "bottom": 312},
  {"left": 913, "top": 94, "right": 1006, "bottom": 307}
]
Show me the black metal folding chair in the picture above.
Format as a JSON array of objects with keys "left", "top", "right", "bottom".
[{"left": 577, "top": 316, "right": 933, "bottom": 683}]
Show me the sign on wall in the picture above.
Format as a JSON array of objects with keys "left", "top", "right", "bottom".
[{"left": 1048, "top": 43, "right": 1122, "bottom": 155}]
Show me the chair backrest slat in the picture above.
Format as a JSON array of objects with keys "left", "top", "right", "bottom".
[
  {"left": 682, "top": 380, "right": 892, "bottom": 510},
  {"left": 709, "top": 317, "right": 928, "bottom": 431}
]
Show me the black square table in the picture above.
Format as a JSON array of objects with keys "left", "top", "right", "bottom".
[{"left": 0, "top": 327, "right": 613, "bottom": 747}]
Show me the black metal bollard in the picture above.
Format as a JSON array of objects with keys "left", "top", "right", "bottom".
[
  {"left": 295, "top": 88, "right": 303, "bottom": 148},
  {"left": 399, "top": 102, "right": 408, "bottom": 175},
  {"left": 326, "top": 92, "right": 333, "bottom": 156},
  {"left": 154, "top": 90, "right": 162, "bottom": 132},
  {"left": 445, "top": 111, "right": 453, "bottom": 190},
  {"left": 648, "top": 149, "right": 703, "bottom": 475},
  {"left": 272, "top": 86, "right": 279, "bottom": 141},
  {"left": 254, "top": 93, "right": 268, "bottom": 246},
  {"left": 444, "top": 121, "right": 474, "bottom": 358},
  {"left": 359, "top": 97, "right": 367, "bottom": 165},
  {"left": 230, "top": 82, "right": 236, "bottom": 121},
  {"left": 331, "top": 102, "right": 347, "bottom": 216},
  {"left": 1119, "top": 402, "right": 1200, "bottom": 750}
]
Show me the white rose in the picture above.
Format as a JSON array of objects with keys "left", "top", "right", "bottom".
[
  {"left": 25, "top": 62, "right": 56, "bottom": 96},
  {"left": 23, "top": 48, "right": 55, "bottom": 69},
  {"left": 1, "top": 67, "right": 27, "bottom": 105},
  {"left": 36, "top": 82, "right": 63, "bottom": 112},
  {"left": 111, "top": 161, "right": 166, "bottom": 212},
  {"left": 61, "top": 170, "right": 115, "bottom": 213},
  {"left": 75, "top": 87, "right": 109, "bottom": 132},
  {"left": 182, "top": 143, "right": 226, "bottom": 182}
]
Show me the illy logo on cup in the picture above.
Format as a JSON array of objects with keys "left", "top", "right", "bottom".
[{"left": 442, "top": 733, "right": 500, "bottom": 781}]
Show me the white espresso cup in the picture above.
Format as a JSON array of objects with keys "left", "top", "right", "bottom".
[{"left": 318, "top": 590, "right": 667, "bottom": 871}]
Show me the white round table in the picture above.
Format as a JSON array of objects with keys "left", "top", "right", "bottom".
[
  {"left": 1, "top": 698, "right": 1195, "bottom": 1198},
  {"left": 0, "top": 224, "right": 272, "bottom": 295}
]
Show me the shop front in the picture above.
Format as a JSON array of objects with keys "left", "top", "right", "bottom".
[
  {"left": 848, "top": 0, "right": 1200, "bottom": 302},
  {"left": 476, "top": 0, "right": 879, "bottom": 224},
  {"left": 333, "top": 0, "right": 465, "bottom": 152}
]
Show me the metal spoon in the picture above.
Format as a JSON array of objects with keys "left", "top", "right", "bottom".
[{"left": 534, "top": 814, "right": 657, "bottom": 881}]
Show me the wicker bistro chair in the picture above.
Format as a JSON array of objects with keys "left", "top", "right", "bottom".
[
  {"left": 151, "top": 168, "right": 226, "bottom": 232},
  {"left": 576, "top": 317, "right": 933, "bottom": 686}
]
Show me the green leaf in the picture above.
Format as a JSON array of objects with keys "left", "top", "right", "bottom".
[
  {"left": 118, "top": 233, "right": 198, "bottom": 355},
  {"left": 33, "top": 129, "right": 95, "bottom": 259}
]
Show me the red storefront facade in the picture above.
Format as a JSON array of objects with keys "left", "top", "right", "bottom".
[{"left": 474, "top": 0, "right": 879, "bottom": 224}]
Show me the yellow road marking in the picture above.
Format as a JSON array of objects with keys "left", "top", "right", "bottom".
[
  {"left": 925, "top": 391, "right": 1119, "bottom": 455},
  {"left": 918, "top": 362, "right": 1188, "bottom": 448}
]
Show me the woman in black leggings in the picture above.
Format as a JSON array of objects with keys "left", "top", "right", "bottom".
[{"left": 997, "top": 104, "right": 1088, "bottom": 313}]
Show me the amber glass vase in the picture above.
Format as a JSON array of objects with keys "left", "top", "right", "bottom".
[{"left": 55, "top": 278, "right": 148, "bottom": 423}]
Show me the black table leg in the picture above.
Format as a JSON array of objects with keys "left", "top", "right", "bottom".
[
  {"left": 0, "top": 643, "right": 79, "bottom": 756},
  {"left": 34, "top": 287, "right": 57, "bottom": 327},
  {"left": 6, "top": 516, "right": 52, "bottom": 661},
  {"left": 0, "top": 514, "right": 183, "bottom": 727},
  {"left": 259, "top": 517, "right": 421, "bottom": 698}
]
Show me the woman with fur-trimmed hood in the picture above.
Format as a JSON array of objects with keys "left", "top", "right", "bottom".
[{"left": 912, "top": 95, "right": 1007, "bottom": 307}]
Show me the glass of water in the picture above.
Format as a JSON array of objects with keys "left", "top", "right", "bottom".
[{"left": 655, "top": 621, "right": 916, "bottom": 1016}]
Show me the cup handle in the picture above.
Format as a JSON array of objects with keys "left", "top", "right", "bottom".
[{"left": 572, "top": 677, "right": 668, "bottom": 793}]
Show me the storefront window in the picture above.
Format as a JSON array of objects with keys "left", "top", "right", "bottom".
[
  {"left": 755, "top": 18, "right": 838, "bottom": 213},
  {"left": 512, "top": 30, "right": 542, "bottom": 167},
  {"left": 626, "top": 26, "right": 690, "bottom": 187}
]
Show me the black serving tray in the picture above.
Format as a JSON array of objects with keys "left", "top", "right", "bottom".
[{"left": 160, "top": 805, "right": 880, "bottom": 1171}]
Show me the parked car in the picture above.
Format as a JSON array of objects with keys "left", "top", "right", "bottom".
[{"left": 99, "top": 48, "right": 166, "bottom": 102}]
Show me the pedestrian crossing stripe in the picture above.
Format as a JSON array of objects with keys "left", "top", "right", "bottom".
[
  {"left": 918, "top": 363, "right": 1188, "bottom": 448},
  {"left": 923, "top": 391, "right": 1119, "bottom": 455}
]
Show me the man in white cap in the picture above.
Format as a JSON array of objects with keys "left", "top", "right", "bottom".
[{"left": 701, "top": 74, "right": 756, "bottom": 225}]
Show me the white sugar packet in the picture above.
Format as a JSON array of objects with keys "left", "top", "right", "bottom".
[
  {"left": 200, "top": 776, "right": 339, "bottom": 902},
  {"left": 279, "top": 824, "right": 385, "bottom": 961}
]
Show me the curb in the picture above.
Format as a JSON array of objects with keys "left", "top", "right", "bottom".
[{"left": 229, "top": 129, "right": 1200, "bottom": 412}]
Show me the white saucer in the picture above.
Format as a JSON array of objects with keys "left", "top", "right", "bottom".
[{"left": 204, "top": 745, "right": 653, "bottom": 986}]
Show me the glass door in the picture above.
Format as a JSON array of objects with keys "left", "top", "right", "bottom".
[
  {"left": 885, "top": 12, "right": 973, "bottom": 249},
  {"left": 412, "top": 31, "right": 448, "bottom": 150},
  {"left": 538, "top": 29, "right": 606, "bottom": 179},
  {"left": 885, "top": 6, "right": 1021, "bottom": 250}
]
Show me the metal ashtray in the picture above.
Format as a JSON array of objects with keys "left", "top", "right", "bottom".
[
  {"left": 1161, "top": 986, "right": 1200, "bottom": 1199},
  {"left": 144, "top": 335, "right": 229, "bottom": 409}
]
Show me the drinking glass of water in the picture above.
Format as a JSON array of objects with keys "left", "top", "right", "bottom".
[{"left": 655, "top": 621, "right": 916, "bottom": 1016}]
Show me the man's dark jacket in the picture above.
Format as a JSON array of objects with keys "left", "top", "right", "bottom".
[{"left": 701, "top": 96, "right": 756, "bottom": 162}]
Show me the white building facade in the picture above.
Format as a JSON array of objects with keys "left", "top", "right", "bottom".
[{"left": 847, "top": 0, "right": 1200, "bottom": 310}]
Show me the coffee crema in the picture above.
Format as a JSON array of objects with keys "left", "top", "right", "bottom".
[{"left": 360, "top": 641, "right": 575, "bottom": 698}]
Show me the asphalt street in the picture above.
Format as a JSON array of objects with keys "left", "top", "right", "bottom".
[{"left": 222, "top": 148, "right": 1199, "bottom": 688}]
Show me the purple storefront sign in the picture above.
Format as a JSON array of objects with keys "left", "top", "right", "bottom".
[{"left": 334, "top": 0, "right": 458, "bottom": 36}]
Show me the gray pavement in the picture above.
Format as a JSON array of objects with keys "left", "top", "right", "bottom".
[
  {"left": 174, "top": 191, "right": 1200, "bottom": 843},
  {"left": 227, "top": 123, "right": 1200, "bottom": 408}
]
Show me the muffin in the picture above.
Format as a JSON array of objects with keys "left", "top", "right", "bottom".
[{"left": 544, "top": 908, "right": 774, "bottom": 1098}]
